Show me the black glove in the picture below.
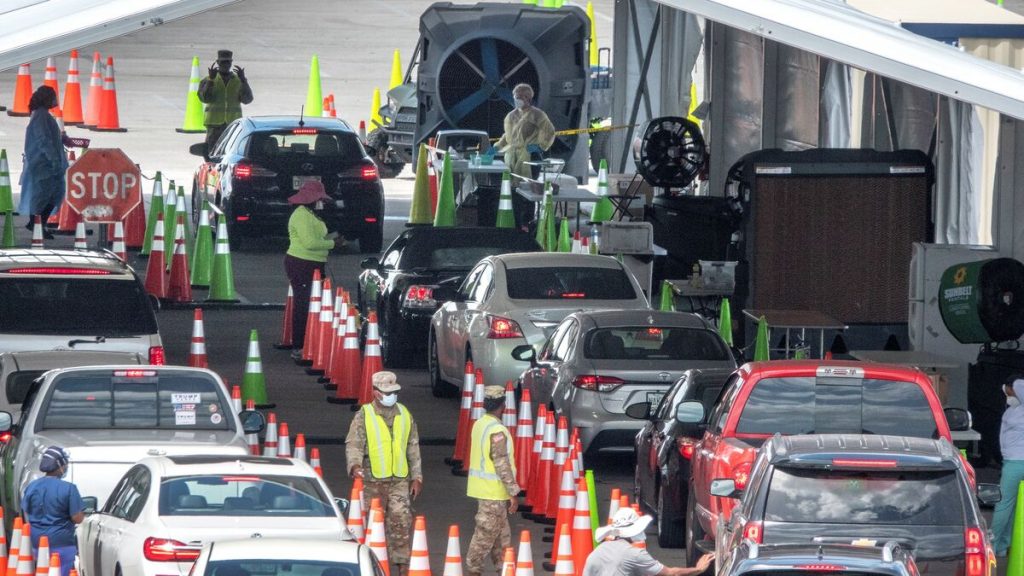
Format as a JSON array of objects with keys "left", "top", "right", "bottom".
[
  {"left": 233, "top": 66, "right": 246, "bottom": 82},
  {"left": 208, "top": 64, "right": 217, "bottom": 79}
]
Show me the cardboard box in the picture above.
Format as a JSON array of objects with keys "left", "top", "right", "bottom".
[
  {"left": 607, "top": 173, "right": 653, "bottom": 205},
  {"left": 928, "top": 372, "right": 949, "bottom": 406}
]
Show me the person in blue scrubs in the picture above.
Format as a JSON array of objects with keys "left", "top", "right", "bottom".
[{"left": 21, "top": 446, "right": 84, "bottom": 576}]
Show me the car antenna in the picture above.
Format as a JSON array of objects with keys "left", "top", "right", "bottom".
[{"left": 298, "top": 105, "right": 305, "bottom": 128}]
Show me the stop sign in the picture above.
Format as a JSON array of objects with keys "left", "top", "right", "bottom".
[{"left": 65, "top": 148, "right": 142, "bottom": 223}]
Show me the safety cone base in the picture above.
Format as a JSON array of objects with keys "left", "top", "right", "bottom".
[
  {"left": 175, "top": 128, "right": 206, "bottom": 134},
  {"left": 326, "top": 396, "right": 356, "bottom": 405}
]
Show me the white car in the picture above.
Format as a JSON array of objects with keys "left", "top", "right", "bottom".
[
  {"left": 78, "top": 455, "right": 353, "bottom": 576},
  {"left": 0, "top": 366, "right": 265, "bottom": 523},
  {"left": 429, "top": 253, "right": 649, "bottom": 394},
  {"left": 189, "top": 537, "right": 378, "bottom": 576}
]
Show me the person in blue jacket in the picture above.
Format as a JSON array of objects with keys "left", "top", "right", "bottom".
[{"left": 18, "top": 86, "right": 68, "bottom": 237}]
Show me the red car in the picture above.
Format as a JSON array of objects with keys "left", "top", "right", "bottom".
[{"left": 680, "top": 360, "right": 973, "bottom": 564}]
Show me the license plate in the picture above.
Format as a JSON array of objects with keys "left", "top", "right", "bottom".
[
  {"left": 293, "top": 175, "right": 321, "bottom": 190},
  {"left": 647, "top": 392, "right": 664, "bottom": 406}
]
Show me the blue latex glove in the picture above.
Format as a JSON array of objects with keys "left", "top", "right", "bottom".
[
  {"left": 527, "top": 144, "right": 543, "bottom": 155},
  {"left": 486, "top": 145, "right": 497, "bottom": 156}
]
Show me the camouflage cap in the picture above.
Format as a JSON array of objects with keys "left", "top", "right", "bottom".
[
  {"left": 372, "top": 371, "right": 401, "bottom": 393},
  {"left": 483, "top": 385, "right": 506, "bottom": 400}
]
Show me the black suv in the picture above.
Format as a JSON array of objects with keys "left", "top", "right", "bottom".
[
  {"left": 712, "top": 434, "right": 999, "bottom": 576},
  {"left": 718, "top": 540, "right": 919, "bottom": 576}
]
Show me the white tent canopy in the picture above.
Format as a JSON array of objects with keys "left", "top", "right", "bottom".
[{"left": 0, "top": 0, "right": 241, "bottom": 72}]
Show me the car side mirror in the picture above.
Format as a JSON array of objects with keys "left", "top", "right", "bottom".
[
  {"left": 944, "top": 407, "right": 971, "bottom": 432},
  {"left": 334, "top": 497, "right": 350, "bottom": 516},
  {"left": 710, "top": 478, "right": 742, "bottom": 499},
  {"left": 625, "top": 402, "right": 652, "bottom": 420},
  {"left": 189, "top": 142, "right": 209, "bottom": 161},
  {"left": 82, "top": 496, "right": 99, "bottom": 514},
  {"left": 977, "top": 483, "right": 1001, "bottom": 507},
  {"left": 0, "top": 411, "right": 12, "bottom": 434},
  {"left": 239, "top": 410, "right": 266, "bottom": 435},
  {"left": 675, "top": 401, "right": 705, "bottom": 424},
  {"left": 511, "top": 344, "right": 537, "bottom": 366},
  {"left": 360, "top": 257, "right": 381, "bottom": 270}
]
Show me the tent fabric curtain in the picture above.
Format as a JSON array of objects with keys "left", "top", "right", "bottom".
[{"left": 935, "top": 99, "right": 984, "bottom": 245}]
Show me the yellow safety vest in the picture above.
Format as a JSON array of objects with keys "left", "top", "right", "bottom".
[
  {"left": 362, "top": 403, "right": 412, "bottom": 479},
  {"left": 203, "top": 74, "right": 244, "bottom": 127},
  {"left": 467, "top": 413, "right": 516, "bottom": 500}
]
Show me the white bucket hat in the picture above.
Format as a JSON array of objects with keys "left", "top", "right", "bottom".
[{"left": 594, "top": 507, "right": 653, "bottom": 542}]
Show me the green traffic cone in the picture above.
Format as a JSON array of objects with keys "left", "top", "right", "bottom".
[
  {"left": 175, "top": 189, "right": 193, "bottom": 261},
  {"left": 1, "top": 211, "right": 14, "bottom": 249},
  {"left": 557, "top": 218, "right": 571, "bottom": 252},
  {"left": 164, "top": 180, "right": 178, "bottom": 268},
  {"left": 0, "top": 150, "right": 13, "bottom": 213},
  {"left": 545, "top": 191, "right": 557, "bottom": 251},
  {"left": 659, "top": 280, "right": 675, "bottom": 311},
  {"left": 176, "top": 57, "right": 206, "bottom": 133},
  {"left": 409, "top": 144, "right": 432, "bottom": 224},
  {"left": 496, "top": 171, "right": 515, "bottom": 228},
  {"left": 535, "top": 191, "right": 549, "bottom": 249},
  {"left": 241, "top": 329, "right": 271, "bottom": 407},
  {"left": 141, "top": 172, "right": 164, "bottom": 256},
  {"left": 585, "top": 470, "right": 600, "bottom": 547},
  {"left": 207, "top": 214, "right": 238, "bottom": 302},
  {"left": 1008, "top": 480, "right": 1024, "bottom": 575},
  {"left": 306, "top": 55, "right": 322, "bottom": 120},
  {"left": 433, "top": 152, "right": 456, "bottom": 227},
  {"left": 718, "top": 298, "right": 734, "bottom": 347},
  {"left": 591, "top": 159, "right": 614, "bottom": 222},
  {"left": 753, "top": 315, "right": 771, "bottom": 361},
  {"left": 190, "top": 201, "right": 214, "bottom": 287}
]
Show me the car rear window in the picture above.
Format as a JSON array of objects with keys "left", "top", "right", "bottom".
[
  {"left": 204, "top": 561, "right": 358, "bottom": 576},
  {"left": 40, "top": 372, "right": 231, "bottom": 430},
  {"left": 735, "top": 377, "right": 938, "bottom": 438},
  {"left": 764, "top": 468, "right": 964, "bottom": 525},
  {"left": 586, "top": 327, "right": 730, "bottom": 361},
  {"left": 0, "top": 278, "right": 156, "bottom": 335},
  {"left": 160, "top": 474, "right": 334, "bottom": 517},
  {"left": 250, "top": 130, "right": 363, "bottom": 162},
  {"left": 401, "top": 233, "right": 539, "bottom": 270},
  {"left": 506, "top": 267, "right": 636, "bottom": 300}
]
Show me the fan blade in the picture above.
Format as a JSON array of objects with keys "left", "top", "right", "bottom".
[
  {"left": 446, "top": 87, "right": 494, "bottom": 124},
  {"left": 480, "top": 38, "right": 501, "bottom": 83}
]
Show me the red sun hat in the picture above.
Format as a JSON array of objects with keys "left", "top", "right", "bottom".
[{"left": 288, "top": 180, "right": 330, "bottom": 205}]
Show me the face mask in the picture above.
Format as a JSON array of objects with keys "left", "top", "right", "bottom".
[
  {"left": 514, "top": 98, "right": 527, "bottom": 109},
  {"left": 379, "top": 393, "right": 398, "bottom": 407}
]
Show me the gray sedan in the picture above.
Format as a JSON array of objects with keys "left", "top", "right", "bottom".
[{"left": 514, "top": 310, "right": 736, "bottom": 455}]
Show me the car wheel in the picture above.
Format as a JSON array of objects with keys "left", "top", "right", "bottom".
[
  {"left": 658, "top": 479, "right": 686, "bottom": 548},
  {"left": 685, "top": 485, "right": 706, "bottom": 566},
  {"left": 381, "top": 307, "right": 408, "bottom": 369},
  {"left": 359, "top": 227, "right": 384, "bottom": 254},
  {"left": 429, "top": 330, "right": 451, "bottom": 398}
]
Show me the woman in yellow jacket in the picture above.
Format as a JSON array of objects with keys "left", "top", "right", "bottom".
[{"left": 284, "top": 180, "right": 342, "bottom": 361}]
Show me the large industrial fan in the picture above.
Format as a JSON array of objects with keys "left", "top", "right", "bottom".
[
  {"left": 416, "top": 2, "right": 591, "bottom": 177},
  {"left": 636, "top": 116, "right": 708, "bottom": 188}
]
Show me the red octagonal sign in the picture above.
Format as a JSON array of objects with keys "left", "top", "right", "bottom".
[{"left": 65, "top": 148, "right": 142, "bottom": 223}]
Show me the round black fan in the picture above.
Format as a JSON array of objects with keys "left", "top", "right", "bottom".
[{"left": 636, "top": 116, "right": 707, "bottom": 188}]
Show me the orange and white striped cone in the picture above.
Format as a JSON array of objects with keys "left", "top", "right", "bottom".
[
  {"left": 293, "top": 433, "right": 307, "bottom": 462},
  {"left": 515, "top": 388, "right": 534, "bottom": 491},
  {"left": 501, "top": 547, "right": 516, "bottom": 576},
  {"left": 546, "top": 417, "right": 570, "bottom": 519},
  {"left": 188, "top": 308, "right": 208, "bottom": 367},
  {"left": 245, "top": 399, "right": 260, "bottom": 454},
  {"left": 322, "top": 289, "right": 345, "bottom": 384},
  {"left": 277, "top": 422, "right": 292, "bottom": 457},
  {"left": 310, "top": 278, "right": 334, "bottom": 375},
  {"left": 368, "top": 508, "right": 391, "bottom": 576},
  {"left": 63, "top": 50, "right": 84, "bottom": 125},
  {"left": 144, "top": 214, "right": 168, "bottom": 298},
  {"left": 515, "top": 531, "right": 534, "bottom": 576},
  {"left": 166, "top": 215, "right": 193, "bottom": 303},
  {"left": 300, "top": 269, "right": 322, "bottom": 365},
  {"left": 448, "top": 360, "right": 474, "bottom": 466},
  {"left": 275, "top": 285, "right": 295, "bottom": 349},
  {"left": 15, "top": 522, "right": 32, "bottom": 576},
  {"left": 46, "top": 553, "right": 60, "bottom": 576},
  {"left": 112, "top": 221, "right": 127, "bottom": 261},
  {"left": 571, "top": 478, "right": 594, "bottom": 574},
  {"left": 359, "top": 120, "right": 367, "bottom": 142},
  {"left": 580, "top": 236, "right": 590, "bottom": 255},
  {"left": 443, "top": 525, "right": 463, "bottom": 576},
  {"left": 92, "top": 56, "right": 126, "bottom": 132},
  {"left": 570, "top": 231, "right": 581, "bottom": 254},
  {"left": 328, "top": 309, "right": 362, "bottom": 403},
  {"left": 311, "top": 447, "right": 323, "bottom": 476},
  {"left": 544, "top": 461, "right": 576, "bottom": 566},
  {"left": 409, "top": 516, "right": 431, "bottom": 576},
  {"left": 262, "top": 413, "right": 278, "bottom": 457},
  {"left": 31, "top": 216, "right": 44, "bottom": 249},
  {"left": 73, "top": 222, "right": 87, "bottom": 250},
  {"left": 8, "top": 64, "right": 33, "bottom": 117},
  {"left": 574, "top": 437, "right": 584, "bottom": 481},
  {"left": 356, "top": 311, "right": 383, "bottom": 406},
  {"left": 34, "top": 535, "right": 49, "bottom": 576},
  {"left": 552, "top": 525, "right": 574, "bottom": 576},
  {"left": 230, "top": 385, "right": 242, "bottom": 414},
  {"left": 83, "top": 52, "right": 102, "bottom": 127},
  {"left": 0, "top": 506, "right": 7, "bottom": 561},
  {"left": 607, "top": 489, "right": 621, "bottom": 526},
  {"left": 531, "top": 411, "right": 555, "bottom": 518},
  {"left": 523, "top": 404, "right": 548, "bottom": 511},
  {"left": 347, "top": 478, "right": 366, "bottom": 543},
  {"left": 7, "top": 516, "right": 22, "bottom": 574},
  {"left": 43, "top": 57, "right": 60, "bottom": 114},
  {"left": 56, "top": 193, "right": 82, "bottom": 233},
  {"left": 455, "top": 373, "right": 484, "bottom": 476},
  {"left": 329, "top": 95, "right": 337, "bottom": 118},
  {"left": 322, "top": 96, "right": 331, "bottom": 118},
  {"left": 503, "top": 380, "right": 518, "bottom": 433}
]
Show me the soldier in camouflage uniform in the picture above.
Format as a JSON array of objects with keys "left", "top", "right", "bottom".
[
  {"left": 465, "top": 385, "right": 520, "bottom": 576},
  {"left": 346, "top": 371, "right": 423, "bottom": 576}
]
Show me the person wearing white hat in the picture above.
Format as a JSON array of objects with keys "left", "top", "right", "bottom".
[
  {"left": 992, "top": 376, "right": 1024, "bottom": 556},
  {"left": 584, "top": 508, "right": 713, "bottom": 576}
]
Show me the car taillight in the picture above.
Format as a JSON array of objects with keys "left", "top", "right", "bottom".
[
  {"left": 114, "top": 370, "right": 157, "bottom": 378},
  {"left": 149, "top": 346, "right": 166, "bottom": 365},
  {"left": 292, "top": 128, "right": 318, "bottom": 135},
  {"left": 233, "top": 163, "right": 252, "bottom": 179},
  {"left": 571, "top": 375, "right": 624, "bottom": 392},
  {"left": 0, "top": 432, "right": 11, "bottom": 444},
  {"left": 965, "top": 527, "right": 987, "bottom": 576},
  {"left": 143, "top": 537, "right": 201, "bottom": 562},
  {"left": 831, "top": 458, "right": 898, "bottom": 468},
  {"left": 4, "top": 267, "right": 110, "bottom": 275},
  {"left": 732, "top": 461, "right": 753, "bottom": 490},
  {"left": 677, "top": 438, "right": 696, "bottom": 460},
  {"left": 742, "top": 520, "right": 763, "bottom": 544},
  {"left": 233, "top": 163, "right": 275, "bottom": 180},
  {"left": 486, "top": 315, "right": 524, "bottom": 339},
  {"left": 795, "top": 565, "right": 845, "bottom": 571},
  {"left": 361, "top": 165, "right": 379, "bottom": 180},
  {"left": 404, "top": 285, "right": 438, "bottom": 309}
]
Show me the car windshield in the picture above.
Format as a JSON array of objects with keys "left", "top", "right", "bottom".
[
  {"left": 0, "top": 278, "right": 156, "bottom": 335},
  {"left": 401, "top": 233, "right": 538, "bottom": 270},
  {"left": 585, "top": 327, "right": 730, "bottom": 361},
  {"left": 160, "top": 474, "right": 334, "bottom": 517},
  {"left": 735, "top": 377, "right": 938, "bottom": 438},
  {"left": 764, "top": 468, "right": 964, "bottom": 526},
  {"left": 204, "top": 560, "right": 359, "bottom": 576},
  {"left": 506, "top": 267, "right": 636, "bottom": 300},
  {"left": 40, "top": 372, "right": 232, "bottom": 430}
]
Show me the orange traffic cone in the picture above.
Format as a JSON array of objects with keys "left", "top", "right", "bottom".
[
  {"left": 293, "top": 433, "right": 307, "bottom": 462},
  {"left": 34, "top": 535, "right": 49, "bottom": 576},
  {"left": 8, "top": 64, "right": 32, "bottom": 117},
  {"left": 188, "top": 308, "right": 208, "bottom": 367},
  {"left": 111, "top": 221, "right": 127, "bottom": 261},
  {"left": 73, "top": 222, "right": 87, "bottom": 250},
  {"left": 144, "top": 214, "right": 168, "bottom": 298},
  {"left": 456, "top": 373, "right": 484, "bottom": 476},
  {"left": 43, "top": 57, "right": 60, "bottom": 114},
  {"left": 545, "top": 461, "right": 576, "bottom": 569},
  {"left": 244, "top": 399, "right": 260, "bottom": 454},
  {"left": 30, "top": 216, "right": 44, "bottom": 249},
  {"left": 310, "top": 447, "right": 323, "bottom": 476},
  {"left": 83, "top": 52, "right": 102, "bottom": 127},
  {"left": 516, "top": 531, "right": 534, "bottom": 576},
  {"left": 515, "top": 388, "right": 534, "bottom": 491},
  {"left": 449, "top": 360, "right": 474, "bottom": 467},
  {"left": 300, "top": 269, "right": 322, "bottom": 365},
  {"left": 524, "top": 404, "right": 548, "bottom": 511},
  {"left": 532, "top": 411, "right": 555, "bottom": 517},
  {"left": 275, "top": 285, "right": 295, "bottom": 349},
  {"left": 368, "top": 508, "right": 390, "bottom": 576},
  {"left": 409, "top": 516, "right": 431, "bottom": 576},
  {"left": 359, "top": 120, "right": 367, "bottom": 142},
  {"left": 112, "top": 200, "right": 146, "bottom": 249},
  {"left": 166, "top": 214, "right": 192, "bottom": 303},
  {"left": 64, "top": 50, "right": 84, "bottom": 125},
  {"left": 277, "top": 422, "right": 291, "bottom": 457},
  {"left": 230, "top": 385, "right": 242, "bottom": 414},
  {"left": 323, "top": 289, "right": 346, "bottom": 385},
  {"left": 328, "top": 308, "right": 362, "bottom": 403},
  {"left": 92, "top": 56, "right": 126, "bottom": 131},
  {"left": 322, "top": 96, "right": 331, "bottom": 118},
  {"left": 311, "top": 278, "right": 334, "bottom": 374},
  {"left": 56, "top": 195, "right": 81, "bottom": 233},
  {"left": 329, "top": 95, "right": 337, "bottom": 118},
  {"left": 553, "top": 525, "right": 574, "bottom": 576},
  {"left": 503, "top": 380, "right": 518, "bottom": 432},
  {"left": 501, "top": 547, "right": 516, "bottom": 576},
  {"left": 262, "top": 413, "right": 278, "bottom": 457},
  {"left": 348, "top": 478, "right": 366, "bottom": 542},
  {"left": 546, "top": 416, "right": 570, "bottom": 519},
  {"left": 571, "top": 478, "right": 593, "bottom": 575},
  {"left": 0, "top": 506, "right": 7, "bottom": 562},
  {"left": 443, "top": 525, "right": 463, "bottom": 576},
  {"left": 45, "top": 553, "right": 59, "bottom": 576},
  {"left": 15, "top": 522, "right": 32, "bottom": 576},
  {"left": 357, "top": 311, "right": 383, "bottom": 406},
  {"left": 6, "top": 517, "right": 22, "bottom": 574},
  {"left": 607, "top": 489, "right": 621, "bottom": 525}
]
